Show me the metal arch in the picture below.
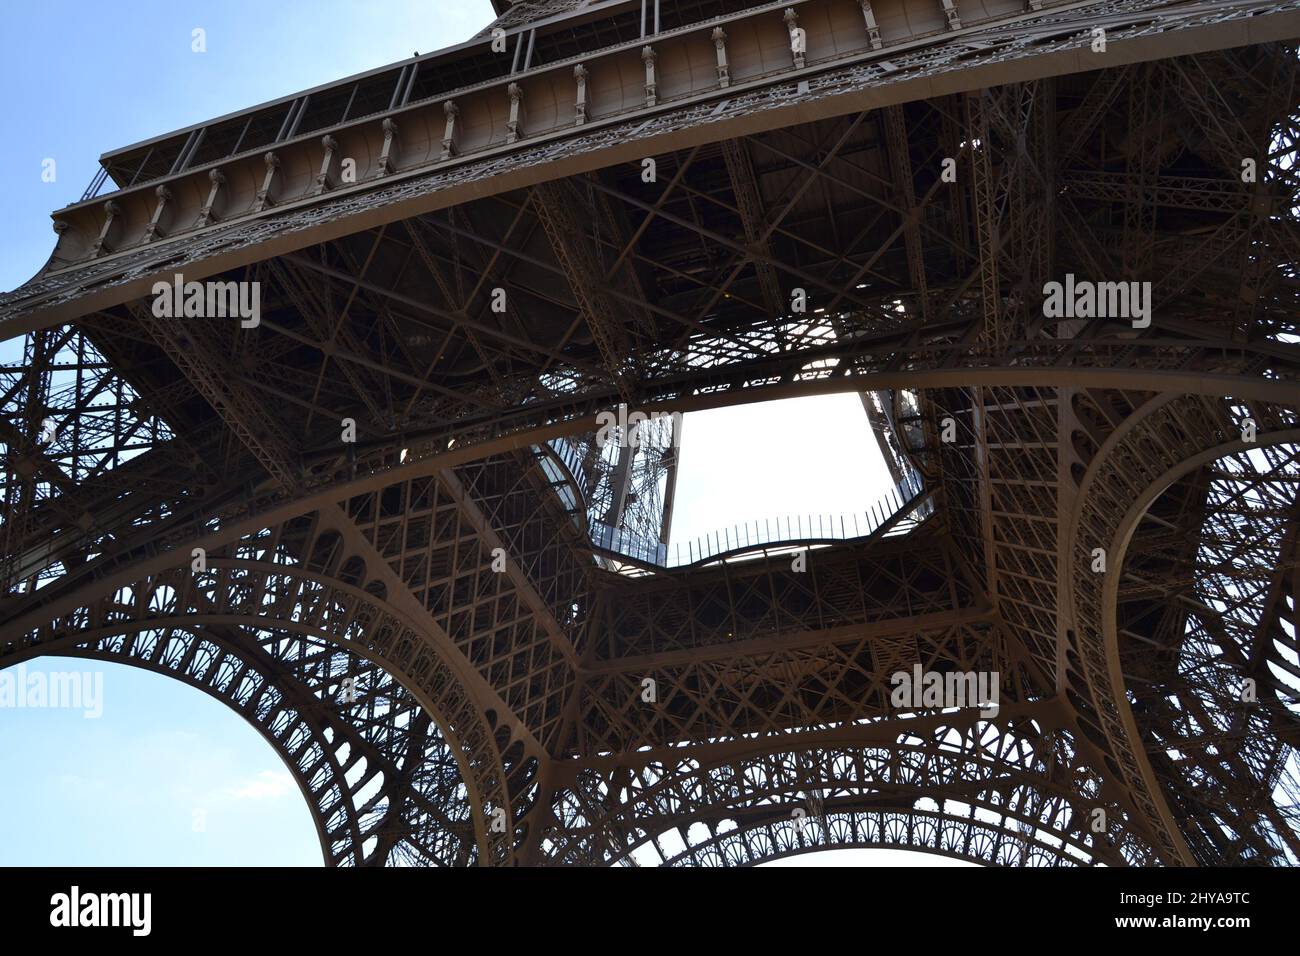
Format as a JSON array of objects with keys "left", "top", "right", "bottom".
[
  {"left": 1093, "top": 424, "right": 1300, "bottom": 864},
  {"left": 6, "top": 370, "right": 1300, "bottom": 867},
  {"left": 1066, "top": 391, "right": 1300, "bottom": 864},
  {"left": 669, "top": 810, "right": 1068, "bottom": 868},
  {"left": 537, "top": 715, "right": 1155, "bottom": 867},
  {"left": 41, "top": 628, "right": 477, "bottom": 867},
  {"left": 33, "top": 639, "right": 365, "bottom": 867},
  {"left": 1118, "top": 444, "right": 1300, "bottom": 861},
  {"left": 4, "top": 527, "right": 519, "bottom": 865}
]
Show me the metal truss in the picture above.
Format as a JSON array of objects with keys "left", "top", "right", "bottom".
[
  {"left": 4, "top": 1, "right": 1300, "bottom": 866},
  {"left": 540, "top": 714, "right": 1157, "bottom": 867}
]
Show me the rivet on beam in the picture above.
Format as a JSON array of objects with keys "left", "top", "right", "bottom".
[
  {"left": 941, "top": 0, "right": 961, "bottom": 30},
  {"left": 712, "top": 28, "right": 730, "bottom": 89},
  {"left": 144, "top": 185, "right": 172, "bottom": 242},
  {"left": 441, "top": 100, "right": 460, "bottom": 160},
  {"left": 313, "top": 135, "right": 338, "bottom": 196},
  {"left": 574, "top": 64, "right": 589, "bottom": 126},
  {"left": 506, "top": 83, "right": 524, "bottom": 143},
  {"left": 197, "top": 168, "right": 225, "bottom": 226},
  {"left": 642, "top": 46, "right": 657, "bottom": 107},
  {"left": 90, "top": 200, "right": 121, "bottom": 258},
  {"left": 377, "top": 118, "right": 399, "bottom": 176},
  {"left": 784, "top": 8, "right": 805, "bottom": 70},
  {"left": 859, "top": 0, "right": 883, "bottom": 49},
  {"left": 253, "top": 151, "right": 280, "bottom": 212}
]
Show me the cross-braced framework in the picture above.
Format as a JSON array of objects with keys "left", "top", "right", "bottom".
[{"left": 3, "top": 0, "right": 1300, "bottom": 865}]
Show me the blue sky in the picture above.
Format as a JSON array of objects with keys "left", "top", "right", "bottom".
[
  {"left": 0, "top": 659, "right": 321, "bottom": 866},
  {"left": 0, "top": 2, "right": 963, "bottom": 867}
]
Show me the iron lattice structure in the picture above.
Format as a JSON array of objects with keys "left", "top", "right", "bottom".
[{"left": 3, "top": 0, "right": 1300, "bottom": 866}]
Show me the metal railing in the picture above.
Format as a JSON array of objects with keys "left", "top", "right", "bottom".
[
  {"left": 590, "top": 469, "right": 927, "bottom": 569},
  {"left": 79, "top": 167, "right": 110, "bottom": 203}
]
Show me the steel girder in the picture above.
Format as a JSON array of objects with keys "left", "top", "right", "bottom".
[
  {"left": 7, "top": 0, "right": 1300, "bottom": 335},
  {"left": 4, "top": 7, "right": 1300, "bottom": 866}
]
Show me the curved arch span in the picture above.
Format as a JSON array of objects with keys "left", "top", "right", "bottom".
[
  {"left": 541, "top": 717, "right": 1159, "bottom": 867},
  {"left": 4, "top": 513, "right": 535, "bottom": 865},
  {"left": 1065, "top": 389, "right": 1300, "bottom": 865},
  {"left": 37, "top": 628, "right": 477, "bottom": 866}
]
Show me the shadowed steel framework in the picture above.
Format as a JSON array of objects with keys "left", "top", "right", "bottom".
[{"left": 3, "top": 0, "right": 1300, "bottom": 866}]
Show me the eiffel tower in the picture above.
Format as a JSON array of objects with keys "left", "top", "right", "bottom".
[{"left": 3, "top": 0, "right": 1300, "bottom": 867}]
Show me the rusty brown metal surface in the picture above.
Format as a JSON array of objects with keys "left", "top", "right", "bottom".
[{"left": 3, "top": 0, "right": 1300, "bottom": 866}]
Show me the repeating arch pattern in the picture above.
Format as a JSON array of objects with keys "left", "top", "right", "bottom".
[
  {"left": 538, "top": 716, "right": 1158, "bottom": 867},
  {"left": 664, "top": 809, "right": 1063, "bottom": 868}
]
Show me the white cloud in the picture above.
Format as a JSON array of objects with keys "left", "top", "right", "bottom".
[{"left": 226, "top": 769, "right": 295, "bottom": 801}]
